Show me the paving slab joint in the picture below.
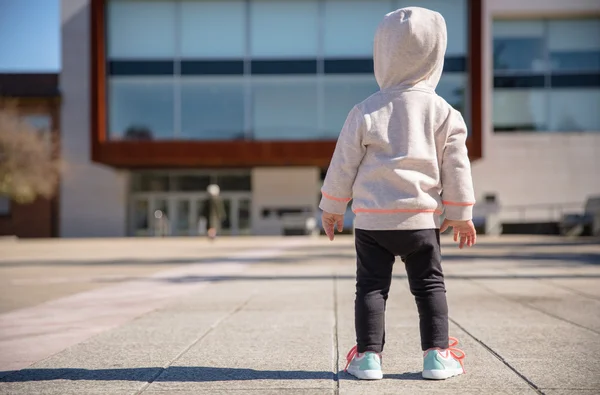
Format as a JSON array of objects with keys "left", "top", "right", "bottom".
[
  {"left": 332, "top": 273, "right": 340, "bottom": 395},
  {"left": 135, "top": 293, "right": 256, "bottom": 395},
  {"left": 448, "top": 317, "right": 546, "bottom": 395}
]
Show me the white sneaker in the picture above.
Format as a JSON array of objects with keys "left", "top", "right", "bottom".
[
  {"left": 422, "top": 337, "right": 465, "bottom": 380},
  {"left": 344, "top": 345, "right": 383, "bottom": 380}
]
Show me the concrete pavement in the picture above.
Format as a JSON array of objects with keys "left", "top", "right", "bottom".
[{"left": 0, "top": 236, "right": 599, "bottom": 394}]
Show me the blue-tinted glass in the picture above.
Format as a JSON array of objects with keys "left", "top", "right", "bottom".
[
  {"left": 548, "top": 19, "right": 600, "bottom": 71},
  {"left": 437, "top": 73, "right": 467, "bottom": 117},
  {"left": 324, "top": 0, "right": 394, "bottom": 57},
  {"left": 548, "top": 89, "right": 600, "bottom": 131},
  {"left": 108, "top": 78, "right": 174, "bottom": 139},
  {"left": 322, "top": 76, "right": 378, "bottom": 138},
  {"left": 180, "top": 1, "right": 245, "bottom": 58},
  {"left": 493, "top": 38, "right": 545, "bottom": 71},
  {"left": 252, "top": 77, "right": 318, "bottom": 140},
  {"left": 250, "top": 0, "right": 319, "bottom": 58},
  {"left": 493, "top": 89, "right": 547, "bottom": 131},
  {"left": 550, "top": 52, "right": 600, "bottom": 72},
  {"left": 180, "top": 77, "right": 245, "bottom": 140},
  {"left": 107, "top": 0, "right": 176, "bottom": 59}
]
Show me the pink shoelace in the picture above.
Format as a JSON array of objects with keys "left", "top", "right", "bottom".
[
  {"left": 425, "top": 336, "right": 466, "bottom": 372},
  {"left": 344, "top": 345, "right": 359, "bottom": 371},
  {"left": 344, "top": 345, "right": 382, "bottom": 371},
  {"left": 345, "top": 337, "right": 465, "bottom": 372}
]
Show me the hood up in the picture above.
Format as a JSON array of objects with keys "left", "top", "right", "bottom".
[{"left": 373, "top": 7, "right": 447, "bottom": 90}]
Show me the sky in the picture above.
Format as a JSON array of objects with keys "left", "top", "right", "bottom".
[{"left": 0, "top": 0, "right": 60, "bottom": 72}]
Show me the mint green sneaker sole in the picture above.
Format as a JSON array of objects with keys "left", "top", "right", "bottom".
[
  {"left": 422, "top": 368, "right": 463, "bottom": 380},
  {"left": 347, "top": 366, "right": 383, "bottom": 380}
]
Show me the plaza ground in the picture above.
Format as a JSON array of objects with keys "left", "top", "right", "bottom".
[{"left": 0, "top": 235, "right": 599, "bottom": 394}]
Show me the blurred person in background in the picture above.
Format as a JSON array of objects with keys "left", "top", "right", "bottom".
[{"left": 206, "top": 184, "right": 226, "bottom": 241}]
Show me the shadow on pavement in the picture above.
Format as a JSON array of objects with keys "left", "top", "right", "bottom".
[
  {"left": 155, "top": 273, "right": 600, "bottom": 283},
  {"left": 1, "top": 251, "right": 598, "bottom": 268},
  {"left": 0, "top": 367, "right": 334, "bottom": 382},
  {"left": 337, "top": 370, "right": 422, "bottom": 381}
]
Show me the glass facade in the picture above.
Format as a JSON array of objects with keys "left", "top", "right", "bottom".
[
  {"left": 493, "top": 18, "right": 600, "bottom": 132},
  {"left": 106, "top": 0, "right": 469, "bottom": 141}
]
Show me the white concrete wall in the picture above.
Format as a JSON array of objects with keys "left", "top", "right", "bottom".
[
  {"left": 60, "top": 0, "right": 128, "bottom": 237},
  {"left": 251, "top": 167, "right": 320, "bottom": 235},
  {"left": 474, "top": 0, "right": 600, "bottom": 221}
]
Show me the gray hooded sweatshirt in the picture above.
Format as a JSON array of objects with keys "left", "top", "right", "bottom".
[{"left": 319, "top": 7, "right": 475, "bottom": 230}]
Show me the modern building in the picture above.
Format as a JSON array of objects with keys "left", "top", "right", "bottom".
[{"left": 19, "top": 0, "right": 599, "bottom": 237}]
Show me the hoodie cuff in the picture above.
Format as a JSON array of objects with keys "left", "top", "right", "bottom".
[
  {"left": 443, "top": 203, "right": 474, "bottom": 221},
  {"left": 319, "top": 194, "right": 350, "bottom": 215}
]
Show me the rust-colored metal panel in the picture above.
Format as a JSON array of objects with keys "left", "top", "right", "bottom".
[
  {"left": 468, "top": 0, "right": 483, "bottom": 160},
  {"left": 91, "top": 0, "right": 106, "bottom": 162},
  {"left": 95, "top": 141, "right": 336, "bottom": 168}
]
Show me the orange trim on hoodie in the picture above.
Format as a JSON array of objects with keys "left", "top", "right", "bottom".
[
  {"left": 442, "top": 200, "right": 475, "bottom": 207},
  {"left": 354, "top": 208, "right": 443, "bottom": 215},
  {"left": 322, "top": 191, "right": 352, "bottom": 203}
]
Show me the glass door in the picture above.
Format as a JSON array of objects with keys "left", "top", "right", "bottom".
[
  {"left": 130, "top": 193, "right": 252, "bottom": 237},
  {"left": 132, "top": 198, "right": 150, "bottom": 236},
  {"left": 238, "top": 198, "right": 252, "bottom": 235},
  {"left": 173, "top": 199, "right": 192, "bottom": 236}
]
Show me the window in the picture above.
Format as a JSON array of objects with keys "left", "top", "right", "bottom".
[
  {"left": 324, "top": 1, "right": 395, "bottom": 58},
  {"left": 493, "top": 19, "right": 600, "bottom": 132},
  {"left": 107, "top": 1, "right": 177, "bottom": 59},
  {"left": 109, "top": 77, "right": 175, "bottom": 139},
  {"left": 105, "top": 0, "right": 470, "bottom": 141},
  {"left": 250, "top": 0, "right": 319, "bottom": 58},
  {"left": 322, "top": 75, "right": 379, "bottom": 137},
  {"left": 252, "top": 76, "right": 319, "bottom": 140},
  {"left": 180, "top": 1, "right": 245, "bottom": 59},
  {"left": 0, "top": 197, "right": 10, "bottom": 216},
  {"left": 131, "top": 171, "right": 251, "bottom": 192},
  {"left": 180, "top": 77, "right": 245, "bottom": 140}
]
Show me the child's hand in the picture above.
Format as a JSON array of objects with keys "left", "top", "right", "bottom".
[
  {"left": 322, "top": 211, "right": 344, "bottom": 241},
  {"left": 440, "top": 219, "right": 477, "bottom": 249}
]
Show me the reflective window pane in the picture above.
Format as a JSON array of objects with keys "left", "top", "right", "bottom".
[
  {"left": 324, "top": 0, "right": 394, "bottom": 57},
  {"left": 437, "top": 73, "right": 467, "bottom": 115},
  {"left": 109, "top": 78, "right": 175, "bottom": 140},
  {"left": 172, "top": 175, "right": 211, "bottom": 192},
  {"left": 215, "top": 174, "right": 252, "bottom": 191},
  {"left": 238, "top": 199, "right": 252, "bottom": 235},
  {"left": 0, "top": 197, "right": 10, "bottom": 215},
  {"left": 548, "top": 89, "right": 600, "bottom": 132},
  {"left": 493, "top": 21, "right": 546, "bottom": 72},
  {"left": 250, "top": 0, "right": 319, "bottom": 58},
  {"left": 322, "top": 75, "right": 379, "bottom": 138},
  {"left": 252, "top": 77, "right": 318, "bottom": 140},
  {"left": 132, "top": 173, "right": 170, "bottom": 192},
  {"left": 493, "top": 89, "right": 547, "bottom": 131},
  {"left": 174, "top": 200, "right": 191, "bottom": 236},
  {"left": 180, "top": 1, "right": 245, "bottom": 58},
  {"left": 180, "top": 77, "right": 245, "bottom": 140},
  {"left": 107, "top": 0, "right": 176, "bottom": 59},
  {"left": 132, "top": 199, "right": 149, "bottom": 236},
  {"left": 548, "top": 19, "right": 600, "bottom": 71}
]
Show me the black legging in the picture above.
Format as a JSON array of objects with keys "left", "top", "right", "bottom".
[{"left": 354, "top": 228, "right": 448, "bottom": 353}]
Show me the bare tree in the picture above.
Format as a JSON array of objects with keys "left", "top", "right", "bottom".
[{"left": 0, "top": 106, "right": 61, "bottom": 204}]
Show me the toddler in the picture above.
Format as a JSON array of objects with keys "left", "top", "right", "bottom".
[{"left": 320, "top": 7, "right": 476, "bottom": 380}]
